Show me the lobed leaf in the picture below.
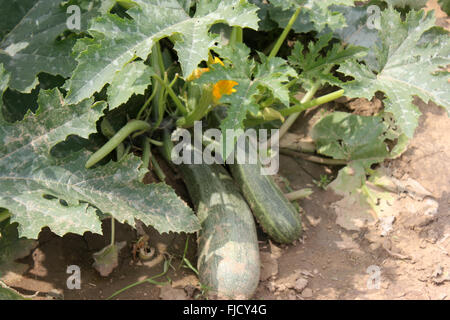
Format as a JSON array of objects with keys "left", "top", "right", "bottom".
[
  {"left": 288, "top": 33, "right": 366, "bottom": 89},
  {"left": 311, "top": 112, "right": 390, "bottom": 165},
  {"left": 268, "top": 0, "right": 357, "bottom": 33},
  {"left": 339, "top": 8, "right": 450, "bottom": 138},
  {"left": 0, "top": 0, "right": 100, "bottom": 93},
  {"left": 65, "top": 0, "right": 259, "bottom": 104},
  {"left": 0, "top": 73, "right": 199, "bottom": 238},
  {"left": 107, "top": 61, "right": 153, "bottom": 110}
]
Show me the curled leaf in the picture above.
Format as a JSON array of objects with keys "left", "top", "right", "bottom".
[{"left": 92, "top": 241, "right": 126, "bottom": 277}]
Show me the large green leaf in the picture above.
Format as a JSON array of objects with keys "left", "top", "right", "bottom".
[
  {"left": 312, "top": 112, "right": 391, "bottom": 218},
  {"left": 0, "top": 0, "right": 36, "bottom": 40},
  {"left": 0, "top": 65, "right": 9, "bottom": 121},
  {"left": 107, "top": 61, "right": 153, "bottom": 110},
  {"left": 339, "top": 8, "right": 450, "bottom": 138},
  {"left": 332, "top": 5, "right": 380, "bottom": 68},
  {"left": 311, "top": 112, "right": 390, "bottom": 165},
  {"left": 65, "top": 0, "right": 259, "bottom": 104},
  {"left": 269, "top": 0, "right": 357, "bottom": 32},
  {"left": 0, "top": 81, "right": 199, "bottom": 238},
  {"left": 197, "top": 43, "right": 296, "bottom": 132},
  {"left": 0, "top": 0, "right": 100, "bottom": 93},
  {"left": 288, "top": 33, "right": 366, "bottom": 90}
]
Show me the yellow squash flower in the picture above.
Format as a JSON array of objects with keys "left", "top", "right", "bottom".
[
  {"left": 186, "top": 67, "right": 210, "bottom": 81},
  {"left": 212, "top": 80, "right": 238, "bottom": 103},
  {"left": 187, "top": 54, "right": 225, "bottom": 81}
]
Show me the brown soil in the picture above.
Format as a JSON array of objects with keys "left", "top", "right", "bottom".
[
  {"left": 2, "top": 0, "right": 449, "bottom": 301},
  {"left": 253, "top": 97, "right": 450, "bottom": 300}
]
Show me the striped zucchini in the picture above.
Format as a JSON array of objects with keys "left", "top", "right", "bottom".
[
  {"left": 179, "top": 163, "right": 260, "bottom": 299},
  {"left": 230, "top": 162, "right": 303, "bottom": 244}
]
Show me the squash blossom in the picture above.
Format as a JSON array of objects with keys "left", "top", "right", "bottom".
[
  {"left": 212, "top": 80, "right": 238, "bottom": 103},
  {"left": 187, "top": 67, "right": 209, "bottom": 81},
  {"left": 186, "top": 54, "right": 237, "bottom": 104},
  {"left": 186, "top": 54, "right": 225, "bottom": 81}
]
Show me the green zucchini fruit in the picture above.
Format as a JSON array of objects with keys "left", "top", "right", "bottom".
[
  {"left": 229, "top": 162, "right": 302, "bottom": 244},
  {"left": 179, "top": 163, "right": 260, "bottom": 299}
]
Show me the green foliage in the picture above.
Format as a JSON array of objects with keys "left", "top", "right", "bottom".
[
  {"left": 65, "top": 0, "right": 259, "bottom": 104},
  {"left": 0, "top": 70, "right": 199, "bottom": 238},
  {"left": 197, "top": 43, "right": 296, "bottom": 133},
  {"left": 312, "top": 112, "right": 390, "bottom": 166},
  {"left": 0, "top": 1, "right": 448, "bottom": 280},
  {"left": 311, "top": 112, "right": 391, "bottom": 215},
  {"left": 269, "top": 0, "right": 357, "bottom": 32},
  {"left": 288, "top": 33, "right": 366, "bottom": 89},
  {"left": 0, "top": 0, "right": 100, "bottom": 93},
  {"left": 107, "top": 61, "right": 154, "bottom": 110},
  {"left": 339, "top": 8, "right": 450, "bottom": 138}
]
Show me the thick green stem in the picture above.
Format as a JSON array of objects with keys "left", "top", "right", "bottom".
[
  {"left": 155, "top": 73, "right": 168, "bottom": 129},
  {"left": 142, "top": 138, "right": 166, "bottom": 182},
  {"left": 153, "top": 41, "right": 165, "bottom": 77},
  {"left": 148, "top": 139, "right": 163, "bottom": 147},
  {"left": 0, "top": 210, "right": 11, "bottom": 223},
  {"left": 110, "top": 216, "right": 115, "bottom": 247},
  {"left": 150, "top": 152, "right": 166, "bottom": 182},
  {"left": 142, "top": 138, "right": 151, "bottom": 171},
  {"left": 86, "top": 120, "right": 151, "bottom": 169},
  {"left": 280, "top": 89, "right": 344, "bottom": 116},
  {"left": 279, "top": 83, "right": 320, "bottom": 138},
  {"left": 177, "top": 90, "right": 213, "bottom": 128},
  {"left": 261, "top": 84, "right": 319, "bottom": 150},
  {"left": 137, "top": 88, "right": 157, "bottom": 120},
  {"left": 269, "top": 7, "right": 301, "bottom": 59},
  {"left": 153, "top": 74, "right": 188, "bottom": 116},
  {"left": 246, "top": 89, "right": 344, "bottom": 127},
  {"left": 150, "top": 41, "right": 166, "bottom": 126},
  {"left": 101, "top": 118, "right": 126, "bottom": 161},
  {"left": 230, "top": 26, "right": 243, "bottom": 46}
]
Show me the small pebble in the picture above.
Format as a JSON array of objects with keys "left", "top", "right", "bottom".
[{"left": 294, "top": 278, "right": 308, "bottom": 293}]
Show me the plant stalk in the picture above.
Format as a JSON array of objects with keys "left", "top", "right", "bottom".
[
  {"left": 230, "top": 26, "right": 243, "bottom": 46},
  {"left": 152, "top": 74, "right": 188, "bottom": 115},
  {"left": 110, "top": 216, "right": 115, "bottom": 247},
  {"left": 0, "top": 210, "right": 11, "bottom": 223},
  {"left": 142, "top": 138, "right": 166, "bottom": 182},
  {"left": 280, "top": 83, "right": 320, "bottom": 138},
  {"left": 86, "top": 120, "right": 152, "bottom": 169},
  {"left": 280, "top": 89, "right": 344, "bottom": 116},
  {"left": 269, "top": 7, "right": 301, "bottom": 59}
]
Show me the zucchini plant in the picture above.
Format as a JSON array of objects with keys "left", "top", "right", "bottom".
[{"left": 0, "top": 0, "right": 448, "bottom": 298}]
